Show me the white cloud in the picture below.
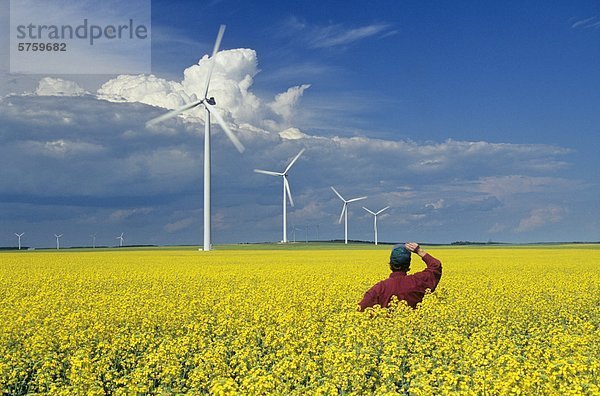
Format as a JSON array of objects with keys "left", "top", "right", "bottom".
[
  {"left": 426, "top": 199, "right": 445, "bottom": 210},
  {"left": 283, "top": 18, "right": 394, "bottom": 49},
  {"left": 571, "top": 16, "right": 600, "bottom": 29},
  {"left": 23, "top": 139, "right": 104, "bottom": 157},
  {"left": 488, "top": 223, "right": 508, "bottom": 234},
  {"left": 36, "top": 77, "right": 87, "bottom": 97},
  {"left": 279, "top": 127, "right": 309, "bottom": 140},
  {"left": 109, "top": 208, "right": 153, "bottom": 223},
  {"left": 164, "top": 218, "right": 195, "bottom": 233},
  {"left": 515, "top": 205, "right": 567, "bottom": 232},
  {"left": 311, "top": 23, "right": 392, "bottom": 48},
  {"left": 269, "top": 84, "right": 311, "bottom": 122},
  {"left": 474, "top": 175, "right": 575, "bottom": 198},
  {"left": 98, "top": 48, "right": 297, "bottom": 133}
]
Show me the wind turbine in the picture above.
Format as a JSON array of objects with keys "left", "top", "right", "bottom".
[
  {"left": 331, "top": 187, "right": 367, "bottom": 244},
  {"left": 147, "top": 24, "right": 245, "bottom": 252},
  {"left": 15, "top": 232, "right": 24, "bottom": 250},
  {"left": 116, "top": 232, "right": 124, "bottom": 247},
  {"left": 254, "top": 149, "right": 305, "bottom": 243},
  {"left": 363, "top": 206, "right": 390, "bottom": 245},
  {"left": 91, "top": 234, "right": 96, "bottom": 249},
  {"left": 54, "top": 234, "right": 63, "bottom": 250}
]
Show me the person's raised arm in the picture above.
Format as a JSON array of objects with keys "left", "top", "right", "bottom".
[
  {"left": 405, "top": 242, "right": 427, "bottom": 258},
  {"left": 405, "top": 242, "right": 442, "bottom": 290}
]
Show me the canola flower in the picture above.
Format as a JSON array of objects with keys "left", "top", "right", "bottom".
[{"left": 0, "top": 246, "right": 598, "bottom": 395}]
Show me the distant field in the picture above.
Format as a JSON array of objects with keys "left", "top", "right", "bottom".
[{"left": 1, "top": 247, "right": 598, "bottom": 394}]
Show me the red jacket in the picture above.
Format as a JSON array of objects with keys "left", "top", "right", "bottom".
[{"left": 358, "top": 253, "right": 442, "bottom": 310}]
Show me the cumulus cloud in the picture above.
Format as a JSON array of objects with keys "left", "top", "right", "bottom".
[
  {"left": 36, "top": 77, "right": 87, "bottom": 96},
  {"left": 98, "top": 48, "right": 307, "bottom": 134},
  {"left": 269, "top": 84, "right": 311, "bottom": 122},
  {"left": 279, "top": 127, "right": 310, "bottom": 140}
]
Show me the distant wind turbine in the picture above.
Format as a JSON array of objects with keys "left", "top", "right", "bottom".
[
  {"left": 147, "top": 25, "right": 245, "bottom": 252},
  {"left": 116, "top": 232, "right": 124, "bottom": 247},
  {"left": 290, "top": 225, "right": 304, "bottom": 243},
  {"left": 363, "top": 206, "right": 390, "bottom": 245},
  {"left": 331, "top": 187, "right": 367, "bottom": 244},
  {"left": 54, "top": 234, "right": 63, "bottom": 250},
  {"left": 254, "top": 149, "right": 305, "bottom": 243},
  {"left": 91, "top": 234, "right": 96, "bottom": 249},
  {"left": 15, "top": 232, "right": 24, "bottom": 250}
]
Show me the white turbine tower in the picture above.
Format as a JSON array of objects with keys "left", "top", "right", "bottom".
[
  {"left": 15, "top": 232, "right": 24, "bottom": 250},
  {"left": 331, "top": 187, "right": 367, "bottom": 244},
  {"left": 147, "top": 25, "right": 245, "bottom": 252},
  {"left": 91, "top": 234, "right": 96, "bottom": 249},
  {"left": 54, "top": 234, "right": 63, "bottom": 250},
  {"left": 363, "top": 206, "right": 390, "bottom": 245},
  {"left": 254, "top": 149, "right": 305, "bottom": 243},
  {"left": 116, "top": 232, "right": 124, "bottom": 247}
]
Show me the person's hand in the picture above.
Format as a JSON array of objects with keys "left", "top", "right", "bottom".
[{"left": 405, "top": 242, "right": 425, "bottom": 256}]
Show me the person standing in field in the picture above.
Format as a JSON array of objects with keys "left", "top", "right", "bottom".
[{"left": 358, "top": 242, "right": 442, "bottom": 310}]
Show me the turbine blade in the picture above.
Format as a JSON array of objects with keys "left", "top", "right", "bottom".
[
  {"left": 362, "top": 207, "right": 376, "bottom": 215},
  {"left": 204, "top": 101, "right": 245, "bottom": 153},
  {"left": 376, "top": 206, "right": 391, "bottom": 215},
  {"left": 330, "top": 186, "right": 345, "bottom": 201},
  {"left": 146, "top": 100, "right": 204, "bottom": 126},
  {"left": 338, "top": 203, "right": 347, "bottom": 224},
  {"left": 347, "top": 196, "right": 367, "bottom": 203},
  {"left": 284, "top": 148, "right": 305, "bottom": 174},
  {"left": 203, "top": 24, "right": 226, "bottom": 99},
  {"left": 254, "top": 169, "right": 282, "bottom": 176},
  {"left": 284, "top": 177, "right": 294, "bottom": 207}
]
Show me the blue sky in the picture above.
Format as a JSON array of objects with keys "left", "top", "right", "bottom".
[{"left": 1, "top": 0, "right": 599, "bottom": 247}]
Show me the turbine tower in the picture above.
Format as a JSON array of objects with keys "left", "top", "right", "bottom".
[
  {"left": 254, "top": 149, "right": 305, "bottom": 243},
  {"left": 91, "top": 234, "right": 96, "bottom": 249},
  {"left": 331, "top": 187, "right": 367, "bottom": 244},
  {"left": 363, "top": 206, "right": 390, "bottom": 245},
  {"left": 116, "top": 232, "right": 124, "bottom": 247},
  {"left": 147, "top": 25, "right": 245, "bottom": 252},
  {"left": 54, "top": 234, "right": 63, "bottom": 250},
  {"left": 15, "top": 232, "right": 24, "bottom": 250}
]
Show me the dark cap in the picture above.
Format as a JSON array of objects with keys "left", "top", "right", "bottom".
[{"left": 390, "top": 244, "right": 411, "bottom": 268}]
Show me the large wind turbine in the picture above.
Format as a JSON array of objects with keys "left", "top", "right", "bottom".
[
  {"left": 331, "top": 187, "right": 367, "bottom": 244},
  {"left": 254, "top": 149, "right": 305, "bottom": 243},
  {"left": 147, "top": 25, "right": 245, "bottom": 252},
  {"left": 116, "top": 232, "right": 124, "bottom": 247},
  {"left": 91, "top": 234, "right": 97, "bottom": 249},
  {"left": 54, "top": 234, "right": 63, "bottom": 250},
  {"left": 15, "top": 232, "right": 24, "bottom": 250},
  {"left": 363, "top": 206, "right": 390, "bottom": 245}
]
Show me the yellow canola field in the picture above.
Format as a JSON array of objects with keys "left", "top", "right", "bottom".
[{"left": 0, "top": 247, "right": 599, "bottom": 395}]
